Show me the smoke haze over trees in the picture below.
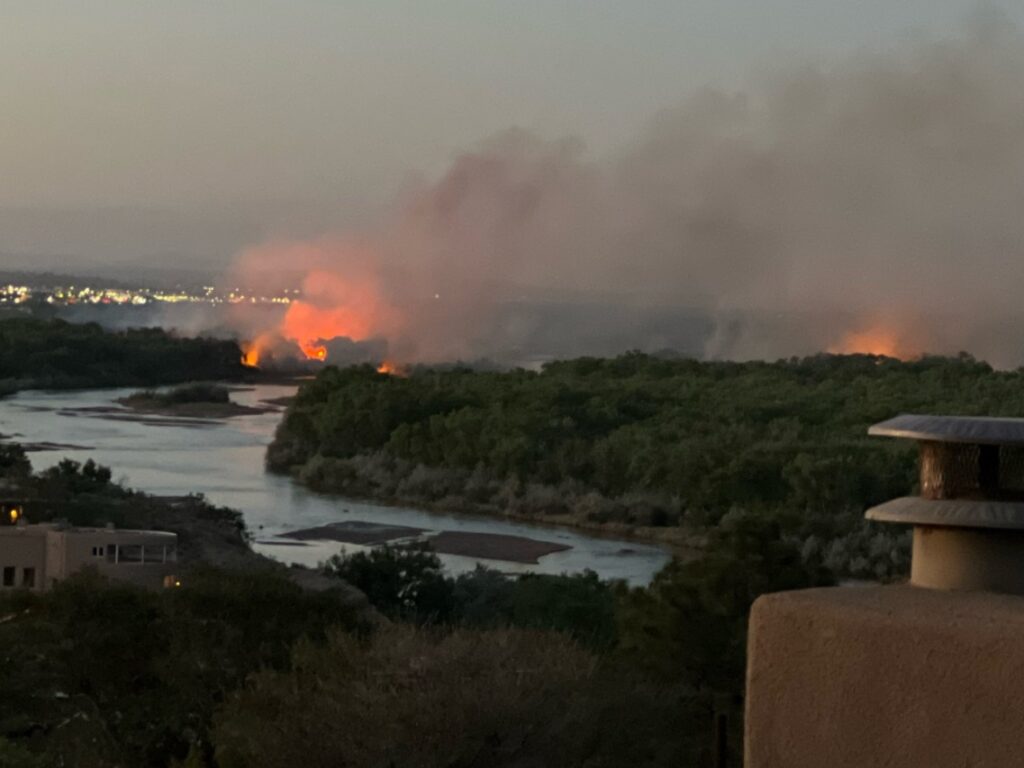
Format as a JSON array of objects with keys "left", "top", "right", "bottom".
[{"left": 228, "top": 17, "right": 1024, "bottom": 366}]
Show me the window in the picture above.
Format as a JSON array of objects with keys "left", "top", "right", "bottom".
[
  {"left": 91, "top": 546, "right": 103, "bottom": 557},
  {"left": 144, "top": 545, "right": 165, "bottom": 563},
  {"left": 22, "top": 568, "right": 35, "bottom": 588},
  {"left": 106, "top": 545, "right": 117, "bottom": 563},
  {"left": 2, "top": 567, "right": 13, "bottom": 587},
  {"left": 118, "top": 545, "right": 142, "bottom": 563}
]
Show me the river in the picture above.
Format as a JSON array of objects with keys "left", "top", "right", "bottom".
[{"left": 0, "top": 384, "right": 670, "bottom": 585}]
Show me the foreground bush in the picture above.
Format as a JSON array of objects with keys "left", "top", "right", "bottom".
[{"left": 214, "top": 626, "right": 683, "bottom": 768}]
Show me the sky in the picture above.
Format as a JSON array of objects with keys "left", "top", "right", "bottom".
[{"left": 1, "top": 0, "right": 1021, "bottom": 273}]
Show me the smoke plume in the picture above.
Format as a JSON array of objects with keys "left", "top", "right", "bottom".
[{"left": 229, "top": 17, "right": 1024, "bottom": 367}]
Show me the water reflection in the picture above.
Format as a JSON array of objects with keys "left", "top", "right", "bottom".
[{"left": 0, "top": 385, "right": 671, "bottom": 585}]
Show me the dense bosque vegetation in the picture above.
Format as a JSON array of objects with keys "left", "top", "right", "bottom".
[
  {"left": 0, "top": 318, "right": 245, "bottom": 392},
  {"left": 7, "top": 351, "right": 1019, "bottom": 765},
  {"left": 269, "top": 352, "right": 1024, "bottom": 578}
]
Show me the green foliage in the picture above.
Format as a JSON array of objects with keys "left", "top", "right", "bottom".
[
  {"left": 273, "top": 354, "right": 1016, "bottom": 507},
  {"left": 325, "top": 547, "right": 619, "bottom": 647},
  {"left": 0, "top": 443, "right": 31, "bottom": 479},
  {"left": 619, "top": 509, "right": 834, "bottom": 694},
  {"left": 324, "top": 543, "right": 456, "bottom": 623},
  {"left": 0, "top": 317, "right": 244, "bottom": 391},
  {"left": 454, "top": 568, "right": 618, "bottom": 648},
  {"left": 270, "top": 352, "right": 1009, "bottom": 577},
  {"left": 38, "top": 458, "right": 114, "bottom": 494},
  {"left": 213, "top": 625, "right": 668, "bottom": 768},
  {"left": 0, "top": 568, "right": 367, "bottom": 767},
  {"left": 0, "top": 738, "right": 48, "bottom": 768}
]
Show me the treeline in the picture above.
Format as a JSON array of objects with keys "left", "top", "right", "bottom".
[
  {"left": 0, "top": 318, "right": 245, "bottom": 392},
  {"left": 268, "top": 352, "right": 1024, "bottom": 576}
]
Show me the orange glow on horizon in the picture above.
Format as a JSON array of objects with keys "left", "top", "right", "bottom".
[
  {"left": 231, "top": 242, "right": 403, "bottom": 366},
  {"left": 828, "top": 324, "right": 921, "bottom": 360},
  {"left": 278, "top": 269, "right": 400, "bottom": 362}
]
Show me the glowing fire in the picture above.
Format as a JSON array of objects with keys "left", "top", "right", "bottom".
[
  {"left": 302, "top": 343, "right": 328, "bottom": 361},
  {"left": 377, "top": 360, "right": 397, "bottom": 375},
  {"left": 230, "top": 242, "right": 404, "bottom": 367},
  {"left": 279, "top": 270, "right": 399, "bottom": 362},
  {"left": 241, "top": 333, "right": 275, "bottom": 368},
  {"left": 828, "top": 324, "right": 920, "bottom": 359}
]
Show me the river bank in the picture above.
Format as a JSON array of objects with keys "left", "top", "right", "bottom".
[
  {"left": 0, "top": 385, "right": 671, "bottom": 584},
  {"left": 278, "top": 451, "right": 699, "bottom": 553}
]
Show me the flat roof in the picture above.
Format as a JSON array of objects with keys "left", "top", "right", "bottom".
[
  {"left": 866, "top": 496, "right": 1024, "bottom": 530},
  {"left": 868, "top": 414, "right": 1024, "bottom": 446},
  {"left": 0, "top": 524, "right": 175, "bottom": 539}
]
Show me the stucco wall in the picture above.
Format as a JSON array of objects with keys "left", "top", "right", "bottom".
[
  {"left": 745, "top": 586, "right": 1024, "bottom": 767},
  {"left": 0, "top": 526, "right": 177, "bottom": 591},
  {"left": 0, "top": 529, "right": 47, "bottom": 589}
]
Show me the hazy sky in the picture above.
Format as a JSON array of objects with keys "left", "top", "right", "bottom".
[{"left": 1, "top": 1, "right": 1020, "bottom": 272}]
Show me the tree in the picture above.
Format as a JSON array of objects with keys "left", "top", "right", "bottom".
[
  {"left": 324, "top": 543, "right": 456, "bottom": 624},
  {"left": 0, "top": 444, "right": 30, "bottom": 479},
  {"left": 618, "top": 509, "right": 834, "bottom": 694}
]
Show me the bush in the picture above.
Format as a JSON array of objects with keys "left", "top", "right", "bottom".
[
  {"left": 324, "top": 544, "right": 456, "bottom": 624},
  {"left": 213, "top": 626, "right": 598, "bottom": 768}
]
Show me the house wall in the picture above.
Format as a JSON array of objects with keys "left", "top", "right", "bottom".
[
  {"left": 0, "top": 526, "right": 177, "bottom": 591},
  {"left": 57, "top": 530, "right": 177, "bottom": 590},
  {"left": 0, "top": 528, "right": 46, "bottom": 590},
  {"left": 745, "top": 585, "right": 1024, "bottom": 768}
]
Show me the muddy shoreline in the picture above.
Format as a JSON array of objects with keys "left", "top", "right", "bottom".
[
  {"left": 273, "top": 479, "right": 694, "bottom": 558},
  {"left": 115, "top": 396, "right": 277, "bottom": 420},
  {"left": 275, "top": 520, "right": 573, "bottom": 565}
]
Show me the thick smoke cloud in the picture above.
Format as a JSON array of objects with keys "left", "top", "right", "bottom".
[{"left": 230, "top": 18, "right": 1024, "bottom": 367}]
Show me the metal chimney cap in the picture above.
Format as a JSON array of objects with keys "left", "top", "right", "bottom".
[
  {"left": 868, "top": 413, "right": 1024, "bottom": 594},
  {"left": 866, "top": 497, "right": 1024, "bottom": 531},
  {"left": 868, "top": 414, "right": 1024, "bottom": 446}
]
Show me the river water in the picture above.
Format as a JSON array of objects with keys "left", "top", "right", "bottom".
[{"left": 0, "top": 385, "right": 670, "bottom": 584}]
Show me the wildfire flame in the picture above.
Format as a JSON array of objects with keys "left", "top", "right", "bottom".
[
  {"left": 377, "top": 360, "right": 399, "bottom": 375},
  {"left": 230, "top": 242, "right": 405, "bottom": 367},
  {"left": 278, "top": 269, "right": 400, "bottom": 362},
  {"left": 241, "top": 333, "right": 276, "bottom": 368},
  {"left": 828, "top": 323, "right": 921, "bottom": 360},
  {"left": 300, "top": 342, "right": 328, "bottom": 361}
]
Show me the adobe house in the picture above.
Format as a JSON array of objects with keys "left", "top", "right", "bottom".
[
  {"left": 745, "top": 415, "right": 1024, "bottom": 767},
  {"left": 0, "top": 504, "right": 178, "bottom": 591}
]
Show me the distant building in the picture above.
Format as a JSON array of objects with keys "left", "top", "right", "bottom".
[{"left": 0, "top": 519, "right": 178, "bottom": 591}]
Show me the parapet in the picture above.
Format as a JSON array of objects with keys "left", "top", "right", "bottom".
[{"left": 746, "top": 586, "right": 1024, "bottom": 767}]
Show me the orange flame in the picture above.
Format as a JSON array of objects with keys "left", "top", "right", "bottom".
[
  {"left": 302, "top": 343, "right": 328, "bottom": 361},
  {"left": 280, "top": 270, "right": 400, "bottom": 362},
  {"left": 828, "top": 324, "right": 921, "bottom": 359},
  {"left": 241, "top": 333, "right": 275, "bottom": 367}
]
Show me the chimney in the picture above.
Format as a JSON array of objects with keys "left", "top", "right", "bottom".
[
  {"left": 745, "top": 413, "right": 1024, "bottom": 767},
  {"left": 867, "top": 414, "right": 1024, "bottom": 595}
]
